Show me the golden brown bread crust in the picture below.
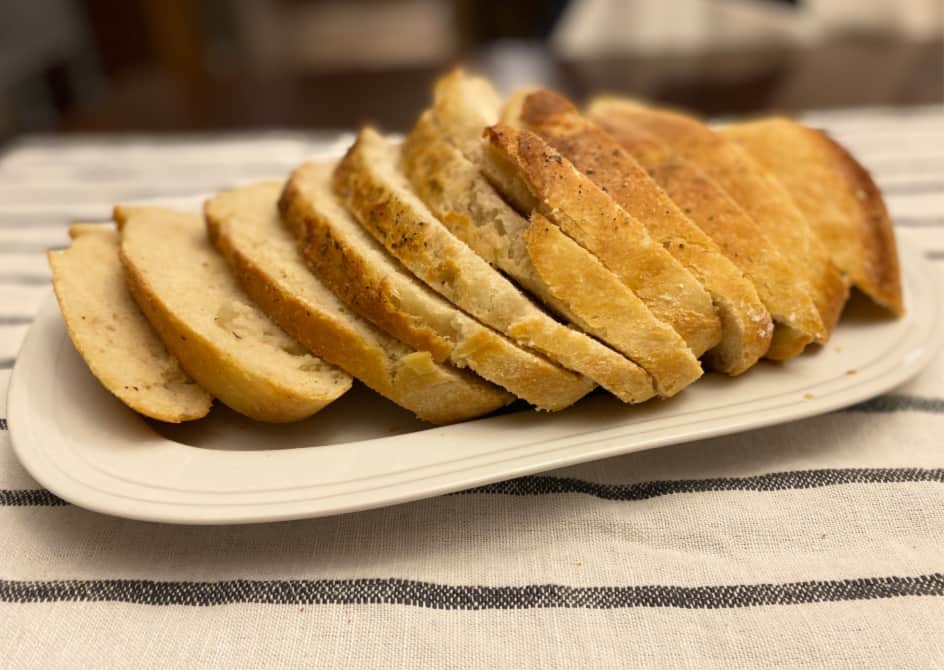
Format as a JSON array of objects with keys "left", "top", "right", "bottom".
[
  {"left": 510, "top": 89, "right": 773, "bottom": 375},
  {"left": 722, "top": 118, "right": 903, "bottom": 316},
  {"left": 48, "top": 226, "right": 212, "bottom": 422},
  {"left": 281, "top": 163, "right": 594, "bottom": 411},
  {"left": 482, "top": 122, "right": 721, "bottom": 358},
  {"left": 588, "top": 101, "right": 849, "bottom": 344},
  {"left": 587, "top": 100, "right": 827, "bottom": 360},
  {"left": 205, "top": 182, "right": 511, "bottom": 424}
]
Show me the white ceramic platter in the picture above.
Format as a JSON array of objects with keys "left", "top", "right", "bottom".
[{"left": 8, "top": 236, "right": 941, "bottom": 524}]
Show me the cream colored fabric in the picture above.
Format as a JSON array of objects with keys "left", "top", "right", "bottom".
[{"left": 1, "top": 112, "right": 943, "bottom": 669}]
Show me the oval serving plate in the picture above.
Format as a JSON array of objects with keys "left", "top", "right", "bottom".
[{"left": 7, "top": 222, "right": 941, "bottom": 524}]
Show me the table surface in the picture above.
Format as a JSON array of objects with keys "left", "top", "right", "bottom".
[{"left": 0, "top": 104, "right": 942, "bottom": 668}]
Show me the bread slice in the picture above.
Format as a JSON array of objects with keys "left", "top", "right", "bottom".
[
  {"left": 331, "top": 131, "right": 657, "bottom": 402},
  {"left": 588, "top": 100, "right": 849, "bottom": 349},
  {"left": 720, "top": 118, "right": 903, "bottom": 315},
  {"left": 116, "top": 206, "right": 352, "bottom": 423},
  {"left": 505, "top": 89, "right": 772, "bottom": 375},
  {"left": 588, "top": 99, "right": 827, "bottom": 360},
  {"left": 482, "top": 122, "right": 720, "bottom": 358},
  {"left": 48, "top": 224, "right": 212, "bottom": 422},
  {"left": 279, "top": 163, "right": 595, "bottom": 410},
  {"left": 416, "top": 71, "right": 704, "bottom": 395},
  {"left": 402, "top": 111, "right": 698, "bottom": 396},
  {"left": 204, "top": 181, "right": 513, "bottom": 423},
  {"left": 524, "top": 212, "right": 701, "bottom": 395}
]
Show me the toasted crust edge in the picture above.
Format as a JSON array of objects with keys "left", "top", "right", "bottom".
[{"left": 811, "top": 128, "right": 904, "bottom": 315}]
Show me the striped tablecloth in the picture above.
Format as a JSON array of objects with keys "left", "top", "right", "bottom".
[{"left": 1, "top": 107, "right": 943, "bottom": 668}]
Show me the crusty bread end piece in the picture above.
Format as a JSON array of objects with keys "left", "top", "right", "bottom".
[
  {"left": 116, "top": 205, "right": 352, "bottom": 423},
  {"left": 204, "top": 180, "right": 513, "bottom": 423},
  {"left": 335, "top": 128, "right": 656, "bottom": 403},
  {"left": 48, "top": 224, "right": 212, "bottom": 422},
  {"left": 587, "top": 100, "right": 849, "bottom": 345},
  {"left": 280, "top": 162, "right": 594, "bottom": 411},
  {"left": 587, "top": 98, "right": 828, "bottom": 360},
  {"left": 721, "top": 118, "right": 903, "bottom": 316},
  {"left": 507, "top": 89, "right": 773, "bottom": 375}
]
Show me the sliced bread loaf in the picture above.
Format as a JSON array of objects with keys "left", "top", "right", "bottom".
[
  {"left": 721, "top": 118, "right": 903, "bottom": 315},
  {"left": 49, "top": 224, "right": 212, "bottom": 422},
  {"left": 204, "top": 181, "right": 513, "bottom": 423},
  {"left": 279, "top": 163, "right": 596, "bottom": 410},
  {"left": 588, "top": 99, "right": 829, "bottom": 360},
  {"left": 506, "top": 89, "right": 773, "bottom": 375},
  {"left": 116, "top": 206, "right": 352, "bottom": 423},
  {"left": 403, "top": 111, "right": 698, "bottom": 396},
  {"left": 482, "top": 123, "right": 720, "bottom": 359},
  {"left": 333, "top": 130, "right": 658, "bottom": 402},
  {"left": 588, "top": 100, "right": 849, "bottom": 347}
]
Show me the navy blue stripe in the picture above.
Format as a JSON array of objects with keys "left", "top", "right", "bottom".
[
  {"left": 0, "top": 574, "right": 940, "bottom": 609},
  {"left": 845, "top": 395, "right": 944, "bottom": 414},
  {"left": 0, "top": 489, "right": 66, "bottom": 506},
  {"left": 458, "top": 468, "right": 943, "bottom": 500},
  {"left": 3, "top": 466, "right": 942, "bottom": 510}
]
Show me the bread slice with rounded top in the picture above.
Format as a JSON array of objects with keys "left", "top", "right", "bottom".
[
  {"left": 587, "top": 98, "right": 829, "bottom": 360},
  {"left": 116, "top": 205, "right": 352, "bottom": 423},
  {"left": 720, "top": 118, "right": 903, "bottom": 316},
  {"left": 402, "top": 110, "right": 696, "bottom": 396},
  {"left": 279, "top": 162, "right": 595, "bottom": 410},
  {"left": 204, "top": 181, "right": 513, "bottom": 423},
  {"left": 48, "top": 224, "right": 212, "bottom": 422},
  {"left": 588, "top": 100, "right": 848, "bottom": 346},
  {"left": 330, "top": 136, "right": 656, "bottom": 402},
  {"left": 506, "top": 88, "right": 772, "bottom": 375},
  {"left": 482, "top": 122, "right": 720, "bottom": 359}
]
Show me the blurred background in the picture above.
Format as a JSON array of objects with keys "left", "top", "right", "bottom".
[{"left": 1, "top": 0, "right": 942, "bottom": 144}]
